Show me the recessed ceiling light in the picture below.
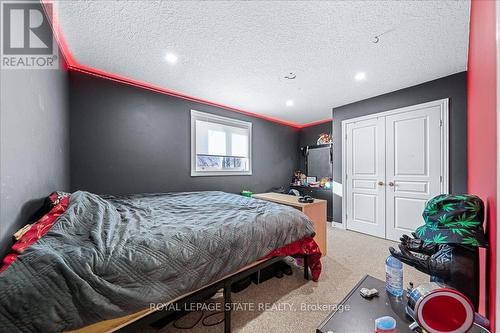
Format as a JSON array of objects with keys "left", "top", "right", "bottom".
[
  {"left": 286, "top": 100, "right": 294, "bottom": 107},
  {"left": 165, "top": 52, "right": 178, "bottom": 64},
  {"left": 355, "top": 72, "right": 366, "bottom": 81}
]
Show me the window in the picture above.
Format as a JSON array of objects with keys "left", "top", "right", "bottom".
[{"left": 191, "top": 110, "right": 252, "bottom": 176}]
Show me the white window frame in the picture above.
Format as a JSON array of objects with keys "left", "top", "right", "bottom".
[{"left": 191, "top": 110, "right": 252, "bottom": 176}]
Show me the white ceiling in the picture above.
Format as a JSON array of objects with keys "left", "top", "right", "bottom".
[{"left": 55, "top": 0, "right": 470, "bottom": 126}]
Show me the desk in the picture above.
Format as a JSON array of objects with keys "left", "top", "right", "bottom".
[
  {"left": 252, "top": 192, "right": 327, "bottom": 256},
  {"left": 289, "top": 185, "right": 333, "bottom": 222}
]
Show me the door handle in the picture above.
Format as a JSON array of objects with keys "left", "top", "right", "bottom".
[
  {"left": 388, "top": 182, "right": 395, "bottom": 187},
  {"left": 377, "top": 181, "right": 384, "bottom": 186}
]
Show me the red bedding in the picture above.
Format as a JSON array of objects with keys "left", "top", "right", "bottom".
[
  {"left": 0, "top": 192, "right": 70, "bottom": 272},
  {"left": 263, "top": 236, "right": 322, "bottom": 281}
]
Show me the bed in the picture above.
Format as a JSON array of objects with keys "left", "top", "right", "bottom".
[{"left": 0, "top": 191, "right": 321, "bottom": 333}]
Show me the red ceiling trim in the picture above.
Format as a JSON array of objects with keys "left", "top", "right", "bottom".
[
  {"left": 40, "top": 0, "right": 78, "bottom": 67},
  {"left": 39, "top": 0, "right": 330, "bottom": 130},
  {"left": 300, "top": 118, "right": 333, "bottom": 128},
  {"left": 69, "top": 65, "right": 304, "bottom": 128}
]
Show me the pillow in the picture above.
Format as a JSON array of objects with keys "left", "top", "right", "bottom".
[{"left": 0, "top": 192, "right": 70, "bottom": 272}]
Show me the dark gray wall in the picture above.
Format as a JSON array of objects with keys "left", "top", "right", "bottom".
[
  {"left": 0, "top": 64, "right": 70, "bottom": 256},
  {"left": 69, "top": 72, "right": 299, "bottom": 195},
  {"left": 299, "top": 121, "right": 332, "bottom": 147},
  {"left": 298, "top": 121, "right": 332, "bottom": 172},
  {"left": 332, "top": 72, "right": 467, "bottom": 223}
]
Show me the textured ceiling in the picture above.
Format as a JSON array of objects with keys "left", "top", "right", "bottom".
[{"left": 54, "top": 0, "right": 470, "bottom": 125}]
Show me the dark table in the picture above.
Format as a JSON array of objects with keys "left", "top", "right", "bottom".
[
  {"left": 317, "top": 275, "right": 412, "bottom": 333},
  {"left": 317, "top": 274, "right": 488, "bottom": 333}
]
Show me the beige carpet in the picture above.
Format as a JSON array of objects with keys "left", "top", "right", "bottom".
[{"left": 156, "top": 227, "right": 427, "bottom": 332}]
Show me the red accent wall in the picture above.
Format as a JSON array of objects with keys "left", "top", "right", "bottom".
[{"left": 467, "top": 0, "right": 497, "bottom": 327}]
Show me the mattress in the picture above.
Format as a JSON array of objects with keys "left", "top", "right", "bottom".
[{"left": 0, "top": 191, "right": 319, "bottom": 332}]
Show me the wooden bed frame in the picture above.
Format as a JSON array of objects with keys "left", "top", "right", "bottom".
[{"left": 67, "top": 255, "right": 310, "bottom": 333}]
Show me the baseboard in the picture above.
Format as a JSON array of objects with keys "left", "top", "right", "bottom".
[{"left": 330, "top": 221, "right": 346, "bottom": 229}]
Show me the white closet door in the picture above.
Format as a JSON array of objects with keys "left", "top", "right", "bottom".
[
  {"left": 345, "top": 118, "right": 386, "bottom": 238},
  {"left": 385, "top": 105, "right": 443, "bottom": 241}
]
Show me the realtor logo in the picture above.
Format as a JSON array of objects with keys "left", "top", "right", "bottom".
[{"left": 1, "top": 1, "right": 58, "bottom": 69}]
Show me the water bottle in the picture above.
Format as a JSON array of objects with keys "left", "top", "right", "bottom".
[{"left": 385, "top": 255, "right": 403, "bottom": 297}]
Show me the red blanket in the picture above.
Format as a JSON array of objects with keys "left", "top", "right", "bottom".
[
  {"left": 1, "top": 193, "right": 70, "bottom": 272},
  {"left": 263, "top": 236, "right": 322, "bottom": 281}
]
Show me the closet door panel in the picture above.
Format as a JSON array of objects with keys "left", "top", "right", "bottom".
[
  {"left": 385, "top": 105, "right": 442, "bottom": 241},
  {"left": 345, "top": 118, "right": 386, "bottom": 238}
]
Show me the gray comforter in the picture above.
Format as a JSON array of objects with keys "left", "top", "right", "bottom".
[{"left": 0, "top": 191, "right": 315, "bottom": 332}]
